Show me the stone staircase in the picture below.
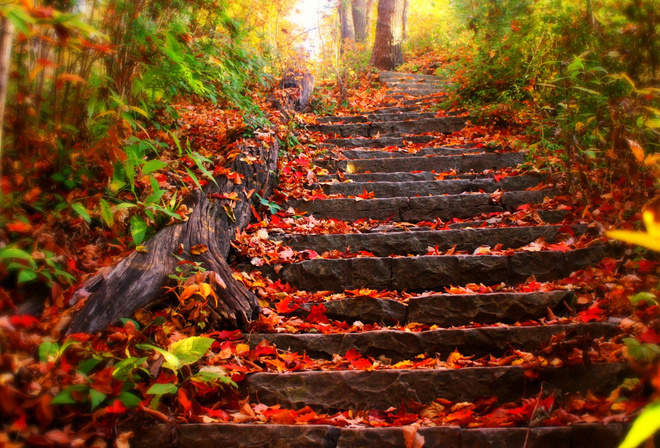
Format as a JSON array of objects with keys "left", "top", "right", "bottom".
[{"left": 134, "top": 72, "right": 629, "bottom": 447}]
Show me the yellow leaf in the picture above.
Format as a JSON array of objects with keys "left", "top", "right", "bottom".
[
  {"left": 644, "top": 209, "right": 660, "bottom": 238},
  {"left": 644, "top": 154, "right": 660, "bottom": 166},
  {"left": 235, "top": 343, "right": 250, "bottom": 355},
  {"left": 606, "top": 230, "right": 660, "bottom": 252},
  {"left": 627, "top": 139, "right": 645, "bottom": 163},
  {"left": 203, "top": 283, "right": 219, "bottom": 304},
  {"left": 446, "top": 349, "right": 464, "bottom": 366},
  {"left": 135, "top": 245, "right": 149, "bottom": 253},
  {"left": 392, "top": 360, "right": 414, "bottom": 369}
]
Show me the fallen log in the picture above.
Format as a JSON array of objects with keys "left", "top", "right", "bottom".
[{"left": 69, "top": 137, "right": 279, "bottom": 334}]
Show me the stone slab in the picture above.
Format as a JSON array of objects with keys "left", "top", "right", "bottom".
[
  {"left": 244, "top": 364, "right": 629, "bottom": 411},
  {"left": 286, "top": 189, "right": 554, "bottom": 222},
  {"left": 310, "top": 117, "right": 465, "bottom": 138},
  {"left": 127, "top": 423, "right": 628, "bottom": 448},
  {"left": 276, "top": 224, "right": 587, "bottom": 257},
  {"left": 270, "top": 245, "right": 615, "bottom": 292},
  {"left": 325, "top": 135, "right": 436, "bottom": 148},
  {"left": 246, "top": 323, "right": 617, "bottom": 362},
  {"left": 329, "top": 152, "right": 525, "bottom": 174},
  {"left": 319, "top": 174, "right": 544, "bottom": 198}
]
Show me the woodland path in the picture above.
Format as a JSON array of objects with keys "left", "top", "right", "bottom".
[{"left": 135, "top": 72, "right": 628, "bottom": 447}]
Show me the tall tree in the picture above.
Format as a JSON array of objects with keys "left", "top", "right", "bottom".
[
  {"left": 370, "top": 0, "right": 405, "bottom": 70},
  {"left": 339, "top": 0, "right": 355, "bottom": 43},
  {"left": 351, "top": 0, "right": 373, "bottom": 43},
  {"left": 0, "top": 15, "right": 13, "bottom": 179},
  {"left": 402, "top": 0, "right": 409, "bottom": 40}
]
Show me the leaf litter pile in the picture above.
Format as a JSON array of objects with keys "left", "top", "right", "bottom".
[{"left": 2, "top": 71, "right": 660, "bottom": 447}]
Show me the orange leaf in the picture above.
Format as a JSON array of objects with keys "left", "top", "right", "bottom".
[
  {"left": 58, "top": 73, "right": 87, "bottom": 84},
  {"left": 627, "top": 139, "right": 645, "bottom": 163},
  {"left": 6, "top": 221, "right": 32, "bottom": 233},
  {"left": 179, "top": 284, "right": 199, "bottom": 302},
  {"left": 191, "top": 244, "right": 209, "bottom": 255}
]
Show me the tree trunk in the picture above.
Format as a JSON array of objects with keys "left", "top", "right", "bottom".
[
  {"left": 352, "top": 0, "right": 370, "bottom": 43},
  {"left": 278, "top": 70, "right": 315, "bottom": 112},
  {"left": 402, "top": 0, "right": 409, "bottom": 41},
  {"left": 339, "top": 0, "right": 355, "bottom": 44},
  {"left": 370, "top": 0, "right": 405, "bottom": 70},
  {"left": 0, "top": 16, "right": 14, "bottom": 179},
  {"left": 69, "top": 139, "right": 280, "bottom": 334}
]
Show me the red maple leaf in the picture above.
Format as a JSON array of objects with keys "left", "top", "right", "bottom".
[
  {"left": 344, "top": 349, "right": 373, "bottom": 369},
  {"left": 177, "top": 388, "right": 193, "bottom": 416},
  {"left": 275, "top": 296, "right": 299, "bottom": 314},
  {"left": 306, "top": 304, "right": 329, "bottom": 323},
  {"left": 9, "top": 315, "right": 40, "bottom": 329},
  {"left": 255, "top": 341, "right": 277, "bottom": 357},
  {"left": 357, "top": 189, "right": 375, "bottom": 199},
  {"left": 546, "top": 242, "right": 570, "bottom": 253},
  {"left": 578, "top": 304, "right": 604, "bottom": 323},
  {"left": 105, "top": 399, "right": 127, "bottom": 415},
  {"left": 638, "top": 329, "right": 660, "bottom": 344},
  {"left": 638, "top": 260, "right": 657, "bottom": 273}
]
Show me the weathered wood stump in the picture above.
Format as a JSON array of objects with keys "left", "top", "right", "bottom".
[
  {"left": 274, "top": 69, "right": 315, "bottom": 116},
  {"left": 69, "top": 138, "right": 279, "bottom": 334}
]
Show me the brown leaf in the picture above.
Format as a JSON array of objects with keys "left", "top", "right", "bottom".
[{"left": 402, "top": 426, "right": 425, "bottom": 448}]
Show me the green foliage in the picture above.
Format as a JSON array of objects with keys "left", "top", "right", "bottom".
[
  {"left": 137, "top": 336, "right": 215, "bottom": 372},
  {"left": 0, "top": 245, "right": 75, "bottom": 287},
  {"left": 412, "top": 0, "right": 660, "bottom": 195},
  {"left": 623, "top": 337, "right": 660, "bottom": 363}
]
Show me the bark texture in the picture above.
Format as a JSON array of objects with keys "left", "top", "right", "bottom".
[
  {"left": 370, "top": 0, "right": 405, "bottom": 70},
  {"left": 69, "top": 139, "right": 280, "bottom": 334},
  {"left": 351, "top": 0, "right": 370, "bottom": 43},
  {"left": 339, "top": 0, "right": 356, "bottom": 44},
  {"left": 0, "top": 17, "right": 14, "bottom": 165}
]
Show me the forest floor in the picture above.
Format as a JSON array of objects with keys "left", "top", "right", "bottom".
[{"left": 1, "top": 62, "right": 659, "bottom": 447}]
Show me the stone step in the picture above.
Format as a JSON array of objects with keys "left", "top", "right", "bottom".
[
  {"left": 256, "top": 245, "right": 616, "bottom": 292},
  {"left": 275, "top": 223, "right": 586, "bottom": 257},
  {"left": 309, "top": 117, "right": 466, "bottom": 137},
  {"left": 318, "top": 173, "right": 544, "bottom": 197},
  {"left": 379, "top": 71, "right": 444, "bottom": 82},
  {"left": 370, "top": 106, "right": 420, "bottom": 114},
  {"left": 387, "top": 88, "right": 446, "bottom": 97},
  {"left": 244, "top": 363, "right": 628, "bottom": 411},
  {"left": 286, "top": 189, "right": 555, "bottom": 222},
  {"left": 336, "top": 144, "right": 495, "bottom": 160},
  {"left": 447, "top": 209, "right": 571, "bottom": 227},
  {"left": 396, "top": 96, "right": 445, "bottom": 105},
  {"left": 130, "top": 423, "right": 629, "bottom": 448},
  {"left": 324, "top": 135, "right": 436, "bottom": 148},
  {"left": 317, "top": 110, "right": 465, "bottom": 124},
  {"left": 319, "top": 152, "right": 526, "bottom": 174},
  {"left": 291, "top": 290, "right": 576, "bottom": 327},
  {"left": 317, "top": 169, "right": 508, "bottom": 183},
  {"left": 383, "top": 81, "right": 444, "bottom": 89},
  {"left": 385, "top": 87, "right": 447, "bottom": 97},
  {"left": 317, "top": 112, "right": 436, "bottom": 124},
  {"left": 247, "top": 322, "right": 615, "bottom": 361}
]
